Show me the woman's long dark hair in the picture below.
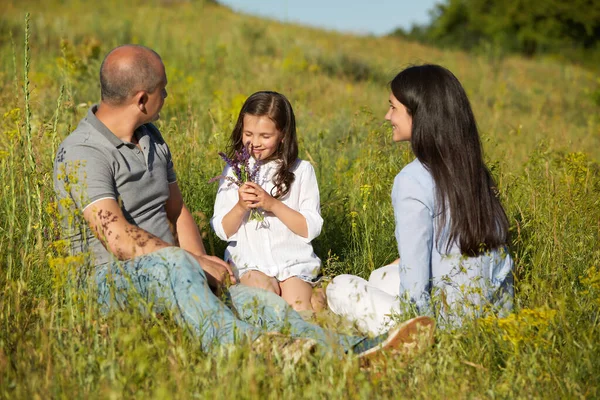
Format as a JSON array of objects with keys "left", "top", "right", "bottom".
[
  {"left": 391, "top": 64, "right": 509, "bottom": 256},
  {"left": 228, "top": 91, "right": 298, "bottom": 199}
]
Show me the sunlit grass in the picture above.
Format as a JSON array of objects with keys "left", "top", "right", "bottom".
[{"left": 0, "top": 0, "right": 599, "bottom": 397}]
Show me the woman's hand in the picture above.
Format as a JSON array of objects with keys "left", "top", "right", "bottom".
[{"left": 242, "top": 182, "right": 278, "bottom": 212}]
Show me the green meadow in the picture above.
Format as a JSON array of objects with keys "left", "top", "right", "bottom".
[{"left": 1, "top": 0, "right": 599, "bottom": 397}]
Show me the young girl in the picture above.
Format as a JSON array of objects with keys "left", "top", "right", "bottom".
[
  {"left": 211, "top": 91, "right": 323, "bottom": 313},
  {"left": 326, "top": 65, "right": 514, "bottom": 334}
]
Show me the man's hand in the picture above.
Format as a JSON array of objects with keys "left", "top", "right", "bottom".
[{"left": 193, "top": 254, "right": 237, "bottom": 293}]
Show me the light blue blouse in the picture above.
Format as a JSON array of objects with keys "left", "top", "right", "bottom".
[{"left": 392, "top": 159, "right": 513, "bottom": 322}]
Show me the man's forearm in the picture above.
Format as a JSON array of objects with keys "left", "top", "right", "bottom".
[
  {"left": 174, "top": 205, "right": 207, "bottom": 256},
  {"left": 118, "top": 224, "right": 172, "bottom": 259},
  {"left": 90, "top": 207, "right": 172, "bottom": 260}
]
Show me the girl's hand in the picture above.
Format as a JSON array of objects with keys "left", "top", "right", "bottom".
[
  {"left": 237, "top": 183, "right": 256, "bottom": 211},
  {"left": 243, "top": 182, "right": 277, "bottom": 212}
]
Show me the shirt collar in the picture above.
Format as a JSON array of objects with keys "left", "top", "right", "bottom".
[{"left": 86, "top": 104, "right": 146, "bottom": 148}]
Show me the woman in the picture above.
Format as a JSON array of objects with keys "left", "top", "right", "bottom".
[{"left": 327, "top": 65, "right": 514, "bottom": 335}]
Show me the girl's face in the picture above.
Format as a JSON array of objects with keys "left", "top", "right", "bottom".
[
  {"left": 385, "top": 93, "right": 412, "bottom": 142},
  {"left": 242, "top": 114, "right": 283, "bottom": 160}
]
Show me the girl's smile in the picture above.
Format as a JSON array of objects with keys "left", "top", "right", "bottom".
[{"left": 242, "top": 114, "right": 283, "bottom": 160}]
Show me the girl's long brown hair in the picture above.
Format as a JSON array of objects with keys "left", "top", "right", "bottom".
[{"left": 228, "top": 91, "right": 298, "bottom": 199}]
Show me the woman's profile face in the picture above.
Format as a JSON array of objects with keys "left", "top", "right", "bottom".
[{"left": 385, "top": 93, "right": 412, "bottom": 142}]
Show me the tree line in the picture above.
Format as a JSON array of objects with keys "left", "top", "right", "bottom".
[{"left": 391, "top": 0, "right": 600, "bottom": 67}]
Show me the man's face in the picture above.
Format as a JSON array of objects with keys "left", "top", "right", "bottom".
[{"left": 145, "top": 65, "right": 168, "bottom": 122}]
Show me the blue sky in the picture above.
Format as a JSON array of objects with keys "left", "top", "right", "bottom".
[{"left": 218, "top": 0, "right": 440, "bottom": 36}]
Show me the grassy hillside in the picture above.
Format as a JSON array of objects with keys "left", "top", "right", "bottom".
[{"left": 1, "top": 0, "right": 599, "bottom": 398}]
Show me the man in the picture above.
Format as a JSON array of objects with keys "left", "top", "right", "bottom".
[{"left": 53, "top": 44, "right": 434, "bottom": 360}]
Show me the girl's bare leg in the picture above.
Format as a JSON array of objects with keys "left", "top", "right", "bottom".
[
  {"left": 279, "top": 277, "right": 313, "bottom": 312},
  {"left": 240, "top": 270, "right": 281, "bottom": 295}
]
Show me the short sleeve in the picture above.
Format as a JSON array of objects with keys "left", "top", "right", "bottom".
[
  {"left": 392, "top": 171, "right": 434, "bottom": 312},
  {"left": 54, "top": 142, "right": 116, "bottom": 211},
  {"left": 145, "top": 123, "right": 176, "bottom": 184},
  {"left": 165, "top": 143, "right": 177, "bottom": 184},
  {"left": 297, "top": 162, "right": 323, "bottom": 242}
]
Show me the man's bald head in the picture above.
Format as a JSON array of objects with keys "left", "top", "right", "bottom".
[{"left": 100, "top": 45, "right": 165, "bottom": 105}]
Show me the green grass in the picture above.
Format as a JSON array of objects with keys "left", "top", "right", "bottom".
[{"left": 1, "top": 0, "right": 599, "bottom": 398}]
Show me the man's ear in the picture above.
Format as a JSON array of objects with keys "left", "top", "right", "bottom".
[{"left": 136, "top": 91, "right": 148, "bottom": 112}]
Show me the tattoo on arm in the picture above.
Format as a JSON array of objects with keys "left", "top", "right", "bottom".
[
  {"left": 94, "top": 209, "right": 164, "bottom": 257},
  {"left": 94, "top": 210, "right": 118, "bottom": 245}
]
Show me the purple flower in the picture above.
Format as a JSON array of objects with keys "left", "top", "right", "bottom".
[
  {"left": 219, "top": 152, "right": 242, "bottom": 182},
  {"left": 208, "top": 175, "right": 242, "bottom": 186},
  {"left": 211, "top": 144, "right": 265, "bottom": 222},
  {"left": 212, "top": 144, "right": 263, "bottom": 186},
  {"left": 249, "top": 155, "right": 261, "bottom": 182}
]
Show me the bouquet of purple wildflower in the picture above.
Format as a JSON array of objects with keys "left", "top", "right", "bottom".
[{"left": 210, "top": 144, "right": 264, "bottom": 221}]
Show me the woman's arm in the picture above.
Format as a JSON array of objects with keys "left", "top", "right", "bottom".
[{"left": 392, "top": 172, "right": 434, "bottom": 310}]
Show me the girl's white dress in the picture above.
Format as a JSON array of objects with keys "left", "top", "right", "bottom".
[{"left": 211, "top": 158, "right": 323, "bottom": 282}]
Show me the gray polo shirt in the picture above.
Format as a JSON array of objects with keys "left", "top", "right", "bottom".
[{"left": 53, "top": 105, "right": 177, "bottom": 266}]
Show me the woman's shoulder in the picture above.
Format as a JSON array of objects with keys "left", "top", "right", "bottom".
[
  {"left": 395, "top": 159, "right": 434, "bottom": 187},
  {"left": 393, "top": 158, "right": 435, "bottom": 205}
]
